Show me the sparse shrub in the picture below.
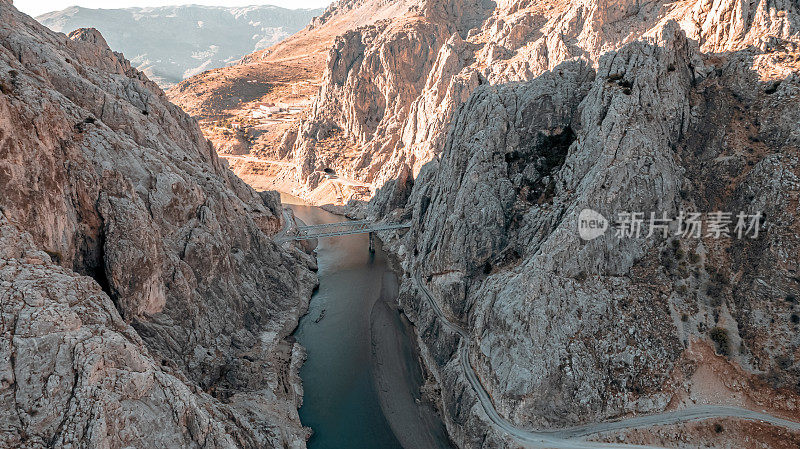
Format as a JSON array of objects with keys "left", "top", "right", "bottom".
[
  {"left": 791, "top": 313, "right": 799, "bottom": 324},
  {"left": 575, "top": 271, "right": 588, "bottom": 282},
  {"left": 74, "top": 116, "right": 96, "bottom": 133},
  {"left": 765, "top": 81, "right": 781, "bottom": 95},
  {"left": 706, "top": 270, "right": 729, "bottom": 303},
  {"left": 710, "top": 270, "right": 728, "bottom": 286},
  {"left": 542, "top": 180, "right": 556, "bottom": 202},
  {"left": 688, "top": 251, "right": 701, "bottom": 264},
  {"left": 763, "top": 369, "right": 783, "bottom": 389},
  {"left": 713, "top": 423, "right": 724, "bottom": 433},
  {"left": 661, "top": 250, "right": 676, "bottom": 270},
  {"left": 706, "top": 281, "right": 721, "bottom": 296},
  {"left": 787, "top": 294, "right": 797, "bottom": 304},
  {"left": 681, "top": 313, "right": 689, "bottom": 322},
  {"left": 709, "top": 327, "right": 730, "bottom": 356},
  {"left": 777, "top": 355, "right": 793, "bottom": 370},
  {"left": 44, "top": 250, "right": 62, "bottom": 264}
]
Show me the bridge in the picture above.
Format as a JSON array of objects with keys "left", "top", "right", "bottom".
[{"left": 277, "top": 214, "right": 411, "bottom": 251}]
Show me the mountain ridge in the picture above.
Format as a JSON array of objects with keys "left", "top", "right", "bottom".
[{"left": 37, "top": 4, "right": 323, "bottom": 87}]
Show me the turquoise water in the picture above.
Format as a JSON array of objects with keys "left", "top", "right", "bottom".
[{"left": 289, "top": 202, "right": 404, "bottom": 449}]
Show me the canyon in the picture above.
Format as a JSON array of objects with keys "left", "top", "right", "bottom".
[
  {"left": 170, "top": 0, "right": 800, "bottom": 447},
  {"left": 2, "top": 0, "right": 800, "bottom": 447}
]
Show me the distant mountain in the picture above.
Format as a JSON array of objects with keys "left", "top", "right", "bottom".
[{"left": 37, "top": 5, "right": 322, "bottom": 87}]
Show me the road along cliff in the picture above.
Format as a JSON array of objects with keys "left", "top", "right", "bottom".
[
  {"left": 308, "top": 1, "right": 800, "bottom": 447},
  {"left": 171, "top": 0, "right": 800, "bottom": 446},
  {"left": 0, "top": 2, "right": 318, "bottom": 447}
]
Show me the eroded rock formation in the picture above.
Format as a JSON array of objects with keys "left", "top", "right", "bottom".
[
  {"left": 287, "top": 0, "right": 800, "bottom": 446},
  {"left": 167, "top": 0, "right": 800, "bottom": 445},
  {"left": 367, "top": 7, "right": 800, "bottom": 449},
  {"left": 286, "top": 0, "right": 798, "bottom": 201},
  {"left": 0, "top": 2, "right": 316, "bottom": 447}
]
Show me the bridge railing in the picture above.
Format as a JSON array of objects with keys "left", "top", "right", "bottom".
[
  {"left": 296, "top": 220, "right": 372, "bottom": 230},
  {"left": 286, "top": 221, "right": 411, "bottom": 241}
]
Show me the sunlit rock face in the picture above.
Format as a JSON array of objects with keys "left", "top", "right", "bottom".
[
  {"left": 0, "top": 3, "right": 317, "bottom": 447},
  {"left": 289, "top": 0, "right": 798, "bottom": 195}
]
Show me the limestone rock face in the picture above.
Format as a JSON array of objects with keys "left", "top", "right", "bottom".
[
  {"left": 2, "top": 213, "right": 242, "bottom": 448},
  {"left": 0, "top": 3, "right": 315, "bottom": 447},
  {"left": 287, "top": 0, "right": 799, "bottom": 206},
  {"left": 289, "top": 0, "right": 495, "bottom": 194},
  {"left": 376, "top": 12, "right": 800, "bottom": 449},
  {"left": 689, "top": 0, "right": 800, "bottom": 52},
  {"left": 293, "top": 18, "right": 450, "bottom": 187},
  {"left": 400, "top": 24, "right": 695, "bottom": 434},
  {"left": 280, "top": 0, "right": 800, "bottom": 445}
]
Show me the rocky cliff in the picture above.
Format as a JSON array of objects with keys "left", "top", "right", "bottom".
[
  {"left": 168, "top": 0, "right": 800, "bottom": 444},
  {"left": 314, "top": 0, "right": 800, "bottom": 447},
  {"left": 289, "top": 0, "right": 496, "bottom": 193},
  {"left": 0, "top": 2, "right": 316, "bottom": 447},
  {"left": 291, "top": 0, "right": 798, "bottom": 191},
  {"left": 166, "top": 0, "right": 429, "bottom": 205}
]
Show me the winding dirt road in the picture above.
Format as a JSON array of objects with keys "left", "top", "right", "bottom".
[{"left": 413, "top": 275, "right": 800, "bottom": 448}]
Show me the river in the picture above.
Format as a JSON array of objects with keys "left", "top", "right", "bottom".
[{"left": 282, "top": 194, "right": 453, "bottom": 449}]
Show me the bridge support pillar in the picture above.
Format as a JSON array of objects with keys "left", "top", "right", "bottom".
[{"left": 368, "top": 232, "right": 375, "bottom": 254}]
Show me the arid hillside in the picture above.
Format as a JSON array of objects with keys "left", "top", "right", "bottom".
[
  {"left": 167, "top": 0, "right": 420, "bottom": 204},
  {"left": 170, "top": 0, "right": 799, "bottom": 207}
]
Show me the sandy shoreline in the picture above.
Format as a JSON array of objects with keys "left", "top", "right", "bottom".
[
  {"left": 369, "top": 267, "right": 454, "bottom": 449},
  {"left": 285, "top": 196, "right": 452, "bottom": 448}
]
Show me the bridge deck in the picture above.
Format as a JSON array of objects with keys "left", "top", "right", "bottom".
[
  {"left": 285, "top": 221, "right": 411, "bottom": 241},
  {"left": 295, "top": 220, "right": 372, "bottom": 230}
]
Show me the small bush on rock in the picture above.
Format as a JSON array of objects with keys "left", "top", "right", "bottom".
[{"left": 709, "top": 327, "right": 730, "bottom": 356}]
